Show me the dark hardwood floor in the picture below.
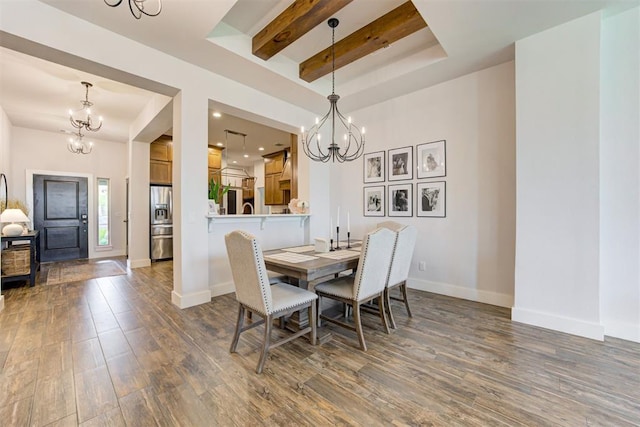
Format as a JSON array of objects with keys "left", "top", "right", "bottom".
[{"left": 0, "top": 259, "right": 639, "bottom": 426}]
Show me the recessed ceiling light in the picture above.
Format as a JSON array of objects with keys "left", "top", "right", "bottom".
[
  {"left": 232, "top": 160, "right": 237, "bottom": 164},
  {"left": 243, "top": 154, "right": 249, "bottom": 158},
  {"left": 216, "top": 142, "right": 224, "bottom": 147},
  {"left": 212, "top": 112, "right": 222, "bottom": 118},
  {"left": 258, "top": 147, "right": 264, "bottom": 151}
]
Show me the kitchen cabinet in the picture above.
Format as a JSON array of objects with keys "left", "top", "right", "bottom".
[
  {"left": 208, "top": 147, "right": 222, "bottom": 169},
  {"left": 263, "top": 150, "right": 289, "bottom": 206},
  {"left": 150, "top": 136, "right": 173, "bottom": 184},
  {"left": 208, "top": 146, "right": 223, "bottom": 190},
  {"left": 150, "top": 160, "right": 172, "bottom": 185}
]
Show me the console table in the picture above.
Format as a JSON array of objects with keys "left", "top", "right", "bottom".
[{"left": 1, "top": 231, "right": 40, "bottom": 287}]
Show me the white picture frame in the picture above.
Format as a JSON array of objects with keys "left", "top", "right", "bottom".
[
  {"left": 388, "top": 146, "right": 413, "bottom": 181},
  {"left": 363, "top": 151, "right": 385, "bottom": 183},
  {"left": 416, "top": 140, "right": 446, "bottom": 179},
  {"left": 363, "top": 186, "right": 385, "bottom": 217},
  {"left": 416, "top": 181, "right": 446, "bottom": 218},
  {"left": 388, "top": 183, "right": 412, "bottom": 217}
]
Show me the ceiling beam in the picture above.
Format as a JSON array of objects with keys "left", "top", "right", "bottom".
[
  {"left": 252, "top": 0, "right": 353, "bottom": 61},
  {"left": 299, "top": 1, "right": 427, "bottom": 83}
]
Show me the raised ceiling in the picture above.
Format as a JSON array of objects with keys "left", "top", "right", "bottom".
[{"left": 0, "top": 0, "right": 637, "bottom": 158}]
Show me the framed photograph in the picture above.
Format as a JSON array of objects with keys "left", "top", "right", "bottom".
[
  {"left": 388, "top": 146, "right": 413, "bottom": 181},
  {"left": 416, "top": 140, "right": 446, "bottom": 179},
  {"left": 363, "top": 151, "right": 385, "bottom": 183},
  {"left": 388, "top": 184, "right": 412, "bottom": 217},
  {"left": 417, "top": 181, "right": 446, "bottom": 217},
  {"left": 363, "top": 186, "right": 385, "bottom": 217}
]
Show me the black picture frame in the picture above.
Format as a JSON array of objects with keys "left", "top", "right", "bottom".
[
  {"left": 388, "top": 183, "right": 413, "bottom": 217},
  {"left": 388, "top": 146, "right": 413, "bottom": 181},
  {"left": 363, "top": 186, "right": 385, "bottom": 217},
  {"left": 363, "top": 151, "right": 385, "bottom": 183},
  {"left": 416, "top": 181, "right": 446, "bottom": 217},
  {"left": 416, "top": 140, "right": 446, "bottom": 179}
]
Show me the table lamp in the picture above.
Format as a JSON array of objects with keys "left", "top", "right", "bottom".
[{"left": 1, "top": 209, "right": 30, "bottom": 236}]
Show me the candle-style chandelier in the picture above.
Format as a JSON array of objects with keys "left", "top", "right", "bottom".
[
  {"left": 300, "top": 18, "right": 365, "bottom": 163},
  {"left": 104, "top": 0, "right": 162, "bottom": 20},
  {"left": 69, "top": 81, "right": 103, "bottom": 133},
  {"left": 67, "top": 128, "right": 94, "bottom": 155}
]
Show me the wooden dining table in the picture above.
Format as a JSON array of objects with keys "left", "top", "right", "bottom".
[
  {"left": 263, "top": 241, "right": 362, "bottom": 341},
  {"left": 263, "top": 241, "right": 362, "bottom": 289}
]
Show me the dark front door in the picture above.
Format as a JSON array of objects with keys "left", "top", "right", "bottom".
[{"left": 34, "top": 174, "right": 89, "bottom": 262}]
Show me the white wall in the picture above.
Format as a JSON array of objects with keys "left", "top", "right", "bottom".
[
  {"left": 10, "top": 127, "right": 128, "bottom": 259},
  {"left": 207, "top": 218, "right": 310, "bottom": 296},
  {"left": 0, "top": 107, "right": 11, "bottom": 179},
  {"left": 600, "top": 7, "right": 640, "bottom": 342},
  {"left": 337, "top": 61, "right": 516, "bottom": 307},
  {"left": 0, "top": 106, "right": 11, "bottom": 310},
  {"left": 514, "top": 12, "right": 603, "bottom": 340}
]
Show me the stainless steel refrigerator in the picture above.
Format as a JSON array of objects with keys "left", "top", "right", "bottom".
[{"left": 150, "top": 185, "right": 173, "bottom": 261}]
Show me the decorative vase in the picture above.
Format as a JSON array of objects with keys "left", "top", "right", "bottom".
[{"left": 208, "top": 200, "right": 219, "bottom": 215}]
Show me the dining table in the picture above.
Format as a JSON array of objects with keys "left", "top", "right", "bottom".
[{"left": 263, "top": 241, "right": 362, "bottom": 342}]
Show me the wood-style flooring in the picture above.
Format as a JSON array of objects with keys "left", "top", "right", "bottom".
[{"left": 0, "top": 258, "right": 639, "bottom": 426}]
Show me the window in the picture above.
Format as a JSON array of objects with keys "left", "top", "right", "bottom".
[{"left": 97, "top": 178, "right": 110, "bottom": 247}]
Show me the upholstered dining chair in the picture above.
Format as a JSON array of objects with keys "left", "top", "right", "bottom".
[
  {"left": 314, "top": 227, "right": 396, "bottom": 351},
  {"left": 378, "top": 222, "right": 417, "bottom": 329},
  {"left": 225, "top": 230, "right": 317, "bottom": 374}
]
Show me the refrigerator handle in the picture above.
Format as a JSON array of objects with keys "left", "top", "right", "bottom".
[{"left": 169, "top": 187, "right": 173, "bottom": 220}]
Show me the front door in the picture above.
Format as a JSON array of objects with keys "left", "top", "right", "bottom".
[{"left": 33, "top": 174, "right": 89, "bottom": 262}]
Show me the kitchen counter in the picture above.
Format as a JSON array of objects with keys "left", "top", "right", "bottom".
[{"left": 205, "top": 213, "right": 310, "bottom": 232}]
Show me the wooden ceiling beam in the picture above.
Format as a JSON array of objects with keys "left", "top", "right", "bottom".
[
  {"left": 299, "top": 1, "right": 427, "bottom": 83},
  {"left": 252, "top": 0, "right": 353, "bottom": 61}
]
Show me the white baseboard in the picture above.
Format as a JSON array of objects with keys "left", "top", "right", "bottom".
[
  {"left": 408, "top": 278, "right": 513, "bottom": 308},
  {"left": 211, "top": 281, "right": 235, "bottom": 298},
  {"left": 92, "top": 249, "right": 126, "bottom": 259},
  {"left": 511, "top": 307, "right": 605, "bottom": 341},
  {"left": 604, "top": 320, "right": 640, "bottom": 343},
  {"left": 128, "top": 258, "right": 151, "bottom": 269},
  {"left": 171, "top": 289, "right": 212, "bottom": 309},
  {"left": 0, "top": 295, "right": 4, "bottom": 311}
]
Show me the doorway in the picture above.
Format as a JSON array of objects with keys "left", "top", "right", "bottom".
[{"left": 33, "top": 174, "right": 89, "bottom": 262}]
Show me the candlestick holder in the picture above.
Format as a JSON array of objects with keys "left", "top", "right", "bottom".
[
  {"left": 347, "top": 231, "right": 351, "bottom": 249},
  {"left": 330, "top": 238, "right": 335, "bottom": 251},
  {"left": 335, "top": 226, "right": 341, "bottom": 250}
]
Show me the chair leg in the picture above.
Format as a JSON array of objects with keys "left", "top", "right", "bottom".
[
  {"left": 230, "top": 304, "right": 245, "bottom": 353},
  {"left": 385, "top": 287, "right": 397, "bottom": 329},
  {"left": 401, "top": 282, "right": 413, "bottom": 317},
  {"left": 378, "top": 295, "right": 390, "bottom": 334},
  {"left": 317, "top": 296, "right": 322, "bottom": 328},
  {"left": 353, "top": 303, "right": 367, "bottom": 351},
  {"left": 256, "top": 314, "right": 273, "bottom": 374},
  {"left": 308, "top": 302, "right": 317, "bottom": 345}
]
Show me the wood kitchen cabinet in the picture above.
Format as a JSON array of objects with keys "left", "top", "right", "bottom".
[
  {"left": 208, "top": 147, "right": 222, "bottom": 169},
  {"left": 208, "top": 146, "right": 223, "bottom": 188},
  {"left": 150, "top": 160, "right": 172, "bottom": 185},
  {"left": 263, "top": 150, "right": 288, "bottom": 205},
  {"left": 150, "top": 136, "right": 173, "bottom": 184}
]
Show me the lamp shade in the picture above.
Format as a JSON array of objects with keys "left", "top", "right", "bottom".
[{"left": 1, "top": 208, "right": 30, "bottom": 236}]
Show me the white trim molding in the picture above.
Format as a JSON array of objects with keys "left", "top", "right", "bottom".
[
  {"left": 408, "top": 278, "right": 514, "bottom": 308},
  {"left": 128, "top": 258, "right": 151, "bottom": 269},
  {"left": 512, "top": 307, "right": 605, "bottom": 341},
  {"left": 171, "top": 289, "right": 212, "bottom": 309}
]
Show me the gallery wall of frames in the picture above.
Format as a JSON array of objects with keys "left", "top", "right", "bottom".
[{"left": 363, "top": 140, "right": 446, "bottom": 218}]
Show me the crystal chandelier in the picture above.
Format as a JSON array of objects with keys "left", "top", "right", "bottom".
[
  {"left": 104, "top": 0, "right": 162, "bottom": 19},
  {"left": 67, "top": 129, "right": 94, "bottom": 155},
  {"left": 300, "top": 18, "right": 365, "bottom": 163},
  {"left": 69, "top": 82, "right": 103, "bottom": 133}
]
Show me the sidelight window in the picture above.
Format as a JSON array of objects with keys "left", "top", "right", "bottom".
[{"left": 97, "top": 178, "right": 110, "bottom": 247}]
